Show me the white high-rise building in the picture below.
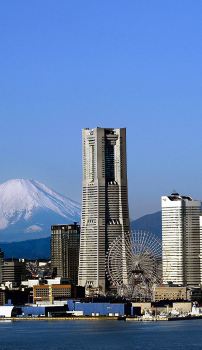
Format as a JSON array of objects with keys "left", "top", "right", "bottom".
[
  {"left": 162, "top": 193, "right": 201, "bottom": 286},
  {"left": 78, "top": 128, "right": 130, "bottom": 293},
  {"left": 199, "top": 216, "right": 202, "bottom": 284}
]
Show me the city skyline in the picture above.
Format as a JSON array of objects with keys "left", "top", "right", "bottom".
[
  {"left": 0, "top": 1, "right": 202, "bottom": 219},
  {"left": 1, "top": 2, "right": 202, "bottom": 347}
]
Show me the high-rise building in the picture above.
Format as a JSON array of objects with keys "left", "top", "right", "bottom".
[
  {"left": 162, "top": 193, "right": 201, "bottom": 286},
  {"left": 0, "top": 249, "right": 4, "bottom": 284},
  {"left": 199, "top": 216, "right": 202, "bottom": 284},
  {"left": 78, "top": 127, "right": 130, "bottom": 293},
  {"left": 51, "top": 223, "right": 80, "bottom": 285},
  {"left": 2, "top": 260, "right": 26, "bottom": 287}
]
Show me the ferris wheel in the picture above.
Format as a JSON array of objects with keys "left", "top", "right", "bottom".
[{"left": 106, "top": 230, "right": 162, "bottom": 300}]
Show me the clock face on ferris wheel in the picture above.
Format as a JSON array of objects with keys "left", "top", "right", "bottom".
[{"left": 106, "top": 230, "right": 162, "bottom": 300}]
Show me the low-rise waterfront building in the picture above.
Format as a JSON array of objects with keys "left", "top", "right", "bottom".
[
  {"left": 67, "top": 300, "right": 131, "bottom": 316},
  {"left": 33, "top": 284, "right": 84, "bottom": 304},
  {"left": 132, "top": 301, "right": 192, "bottom": 315},
  {"left": 153, "top": 286, "right": 191, "bottom": 302},
  {"left": 33, "top": 284, "right": 71, "bottom": 304}
]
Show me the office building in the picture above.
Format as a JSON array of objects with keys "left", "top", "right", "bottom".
[
  {"left": 2, "top": 260, "right": 26, "bottom": 287},
  {"left": 51, "top": 223, "right": 80, "bottom": 285},
  {"left": 200, "top": 216, "right": 202, "bottom": 284},
  {"left": 0, "top": 249, "right": 4, "bottom": 284},
  {"left": 78, "top": 128, "right": 130, "bottom": 293},
  {"left": 162, "top": 193, "right": 201, "bottom": 286}
]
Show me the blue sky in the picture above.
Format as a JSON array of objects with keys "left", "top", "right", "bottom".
[{"left": 0, "top": 1, "right": 201, "bottom": 218}]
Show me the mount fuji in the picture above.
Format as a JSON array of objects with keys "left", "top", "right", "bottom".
[{"left": 0, "top": 179, "right": 81, "bottom": 242}]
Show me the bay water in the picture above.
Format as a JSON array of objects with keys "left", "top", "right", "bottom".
[{"left": 0, "top": 319, "right": 202, "bottom": 350}]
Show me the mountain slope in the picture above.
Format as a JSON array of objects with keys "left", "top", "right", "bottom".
[
  {"left": 0, "top": 179, "right": 81, "bottom": 242},
  {"left": 0, "top": 237, "right": 51, "bottom": 260},
  {"left": 0, "top": 211, "right": 162, "bottom": 259},
  {"left": 131, "top": 211, "right": 161, "bottom": 239}
]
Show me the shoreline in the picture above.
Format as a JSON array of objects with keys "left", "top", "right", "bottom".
[
  {"left": 0, "top": 316, "right": 119, "bottom": 321},
  {"left": 1, "top": 315, "right": 202, "bottom": 322}
]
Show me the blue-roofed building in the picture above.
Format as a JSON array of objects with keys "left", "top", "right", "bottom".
[
  {"left": 21, "top": 304, "right": 67, "bottom": 317},
  {"left": 67, "top": 300, "right": 131, "bottom": 316}
]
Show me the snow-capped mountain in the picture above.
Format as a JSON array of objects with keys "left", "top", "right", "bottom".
[{"left": 0, "top": 179, "right": 81, "bottom": 242}]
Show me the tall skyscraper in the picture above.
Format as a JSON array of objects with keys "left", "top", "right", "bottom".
[
  {"left": 0, "top": 249, "right": 4, "bottom": 284},
  {"left": 162, "top": 193, "right": 201, "bottom": 286},
  {"left": 78, "top": 127, "right": 130, "bottom": 293},
  {"left": 51, "top": 223, "right": 80, "bottom": 285},
  {"left": 199, "top": 216, "right": 202, "bottom": 284}
]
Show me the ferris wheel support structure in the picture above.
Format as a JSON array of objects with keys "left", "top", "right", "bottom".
[{"left": 106, "top": 230, "right": 162, "bottom": 300}]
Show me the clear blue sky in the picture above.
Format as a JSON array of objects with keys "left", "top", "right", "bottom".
[{"left": 0, "top": 1, "right": 201, "bottom": 218}]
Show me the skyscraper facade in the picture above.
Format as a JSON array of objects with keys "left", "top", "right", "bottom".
[
  {"left": 78, "top": 128, "right": 130, "bottom": 293},
  {"left": 2, "top": 260, "right": 26, "bottom": 287},
  {"left": 51, "top": 223, "right": 80, "bottom": 285},
  {"left": 162, "top": 193, "right": 201, "bottom": 286},
  {"left": 199, "top": 216, "right": 202, "bottom": 284},
  {"left": 0, "top": 249, "right": 4, "bottom": 284}
]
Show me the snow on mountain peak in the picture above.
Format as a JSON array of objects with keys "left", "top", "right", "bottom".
[{"left": 0, "top": 178, "right": 81, "bottom": 230}]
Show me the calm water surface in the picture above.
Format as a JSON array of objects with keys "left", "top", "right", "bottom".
[{"left": 0, "top": 319, "right": 202, "bottom": 350}]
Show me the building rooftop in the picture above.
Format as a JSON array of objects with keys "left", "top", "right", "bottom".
[{"left": 168, "top": 193, "right": 193, "bottom": 201}]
